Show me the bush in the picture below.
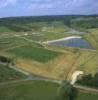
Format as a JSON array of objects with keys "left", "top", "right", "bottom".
[{"left": 58, "top": 80, "right": 78, "bottom": 100}]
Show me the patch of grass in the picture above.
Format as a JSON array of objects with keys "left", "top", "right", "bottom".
[
  {"left": 42, "top": 32, "right": 80, "bottom": 41},
  {"left": 0, "top": 64, "right": 26, "bottom": 82},
  {"left": 0, "top": 80, "right": 98, "bottom": 100},
  {"left": 8, "top": 45, "right": 61, "bottom": 63},
  {"left": 76, "top": 91, "right": 98, "bottom": 100},
  {"left": 74, "top": 51, "right": 98, "bottom": 75},
  {"left": 0, "top": 26, "right": 13, "bottom": 32},
  {"left": 0, "top": 81, "right": 59, "bottom": 100},
  {"left": 84, "top": 29, "right": 98, "bottom": 49},
  {"left": 0, "top": 37, "right": 28, "bottom": 50},
  {"left": 0, "top": 35, "right": 43, "bottom": 50},
  {"left": 75, "top": 29, "right": 98, "bottom": 75}
]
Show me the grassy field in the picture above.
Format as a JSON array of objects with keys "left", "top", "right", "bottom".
[
  {"left": 0, "top": 16, "right": 98, "bottom": 100},
  {"left": 0, "top": 81, "right": 59, "bottom": 100},
  {"left": 0, "top": 64, "right": 26, "bottom": 82},
  {"left": 41, "top": 31, "right": 80, "bottom": 41},
  {"left": 0, "top": 31, "right": 75, "bottom": 80},
  {"left": 85, "top": 29, "right": 98, "bottom": 49},
  {"left": 75, "top": 29, "right": 98, "bottom": 75},
  {"left": 76, "top": 91, "right": 98, "bottom": 100},
  {"left": 0, "top": 22, "right": 98, "bottom": 80},
  {"left": 0, "top": 80, "right": 98, "bottom": 100},
  {"left": 0, "top": 29, "right": 98, "bottom": 80},
  {"left": 0, "top": 34, "right": 45, "bottom": 50},
  {"left": 0, "top": 28, "right": 98, "bottom": 80},
  {"left": 0, "top": 26, "right": 13, "bottom": 32},
  {"left": 0, "top": 37, "right": 28, "bottom": 50},
  {"left": 7, "top": 45, "right": 61, "bottom": 63}
]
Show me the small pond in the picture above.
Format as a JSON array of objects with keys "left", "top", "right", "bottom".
[{"left": 49, "top": 38, "right": 93, "bottom": 49}]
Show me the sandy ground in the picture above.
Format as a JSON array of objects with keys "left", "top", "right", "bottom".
[{"left": 71, "top": 71, "right": 84, "bottom": 85}]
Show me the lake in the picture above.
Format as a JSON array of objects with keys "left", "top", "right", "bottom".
[{"left": 48, "top": 38, "right": 93, "bottom": 49}]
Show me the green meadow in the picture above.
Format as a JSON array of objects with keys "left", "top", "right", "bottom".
[
  {"left": 0, "top": 80, "right": 98, "bottom": 100},
  {"left": 7, "top": 45, "right": 61, "bottom": 63},
  {"left": 0, "top": 64, "right": 26, "bottom": 82}
]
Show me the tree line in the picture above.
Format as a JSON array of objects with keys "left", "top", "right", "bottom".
[{"left": 76, "top": 73, "right": 98, "bottom": 88}]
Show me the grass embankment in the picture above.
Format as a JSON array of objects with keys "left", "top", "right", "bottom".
[
  {"left": 0, "top": 64, "right": 26, "bottom": 82},
  {"left": 42, "top": 32, "right": 78, "bottom": 41}
]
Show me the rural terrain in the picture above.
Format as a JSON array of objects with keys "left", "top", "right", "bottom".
[{"left": 0, "top": 15, "right": 98, "bottom": 100}]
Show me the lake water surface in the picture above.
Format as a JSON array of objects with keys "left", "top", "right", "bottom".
[{"left": 49, "top": 38, "right": 93, "bottom": 49}]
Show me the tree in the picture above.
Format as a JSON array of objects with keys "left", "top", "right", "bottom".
[{"left": 58, "top": 80, "right": 77, "bottom": 100}]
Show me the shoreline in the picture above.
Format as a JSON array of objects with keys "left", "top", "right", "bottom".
[{"left": 43, "top": 36, "right": 82, "bottom": 44}]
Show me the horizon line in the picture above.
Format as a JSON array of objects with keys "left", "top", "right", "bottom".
[{"left": 0, "top": 14, "right": 98, "bottom": 19}]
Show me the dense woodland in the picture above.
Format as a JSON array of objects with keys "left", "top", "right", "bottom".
[{"left": 0, "top": 15, "right": 98, "bottom": 32}]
